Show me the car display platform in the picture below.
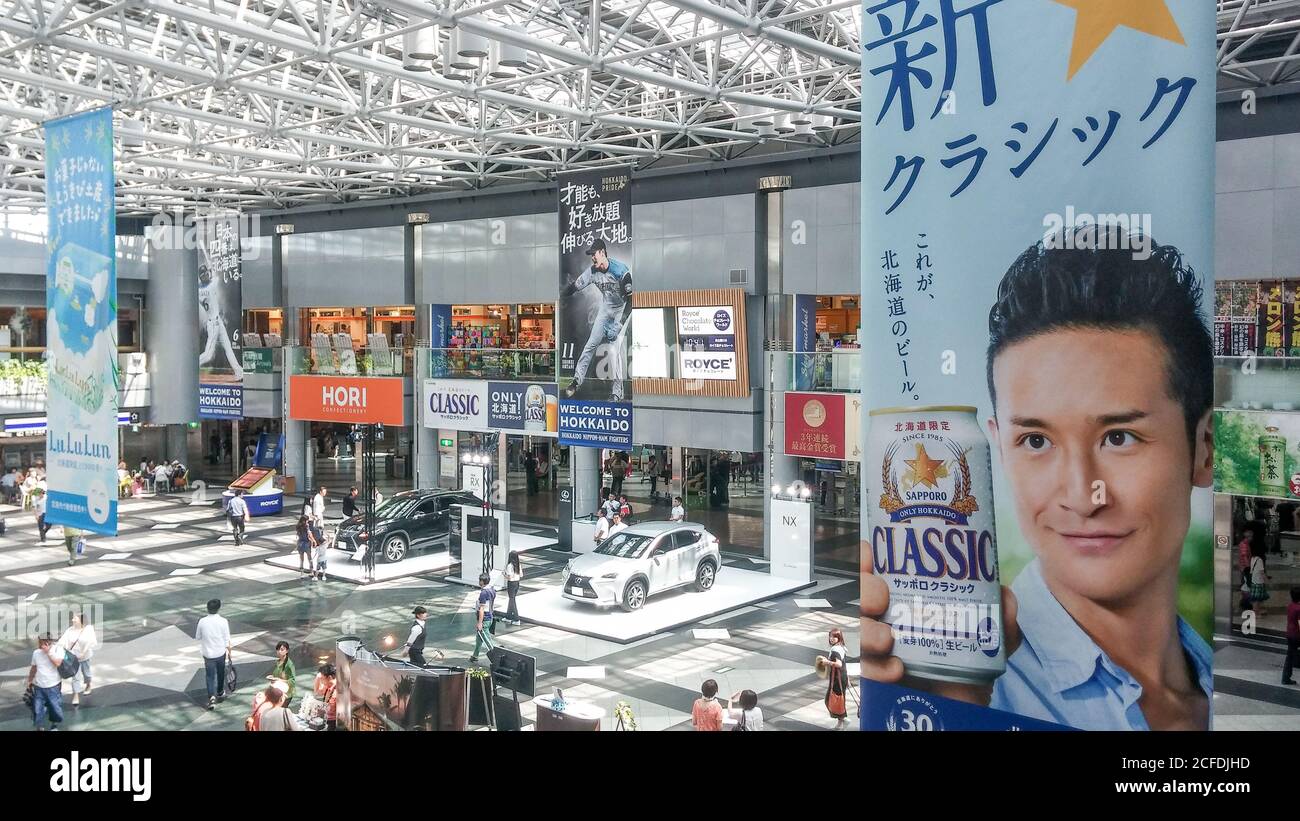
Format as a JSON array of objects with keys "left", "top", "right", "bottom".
[
  {"left": 265, "top": 547, "right": 454, "bottom": 584},
  {"left": 497, "top": 568, "right": 812, "bottom": 643}
]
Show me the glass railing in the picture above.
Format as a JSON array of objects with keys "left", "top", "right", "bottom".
[
  {"left": 772, "top": 350, "right": 862, "bottom": 393},
  {"left": 284, "top": 345, "right": 411, "bottom": 377},
  {"left": 239, "top": 346, "right": 282, "bottom": 375},
  {"left": 421, "top": 347, "right": 557, "bottom": 382}
]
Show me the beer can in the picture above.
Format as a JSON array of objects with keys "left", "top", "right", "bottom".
[
  {"left": 866, "top": 405, "right": 1006, "bottom": 684},
  {"left": 524, "top": 384, "right": 546, "bottom": 431}
]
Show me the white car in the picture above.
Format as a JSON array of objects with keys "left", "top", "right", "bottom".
[{"left": 562, "top": 522, "right": 721, "bottom": 612}]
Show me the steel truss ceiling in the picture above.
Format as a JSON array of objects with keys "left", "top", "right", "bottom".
[
  {"left": 0, "top": 0, "right": 863, "bottom": 213},
  {"left": 0, "top": 2, "right": 1293, "bottom": 214}
]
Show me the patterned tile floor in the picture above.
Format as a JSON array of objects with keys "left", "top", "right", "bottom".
[{"left": 0, "top": 495, "right": 860, "bottom": 731}]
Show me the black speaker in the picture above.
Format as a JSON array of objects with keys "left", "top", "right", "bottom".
[{"left": 494, "top": 695, "right": 523, "bottom": 731}]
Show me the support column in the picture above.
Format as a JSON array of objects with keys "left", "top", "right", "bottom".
[
  {"left": 284, "top": 418, "right": 307, "bottom": 496},
  {"left": 145, "top": 221, "right": 199, "bottom": 426},
  {"left": 758, "top": 176, "right": 801, "bottom": 564},
  {"left": 165, "top": 424, "right": 188, "bottom": 465},
  {"left": 571, "top": 446, "right": 602, "bottom": 518}
]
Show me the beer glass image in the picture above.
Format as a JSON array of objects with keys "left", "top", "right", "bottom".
[{"left": 545, "top": 394, "right": 559, "bottom": 433}]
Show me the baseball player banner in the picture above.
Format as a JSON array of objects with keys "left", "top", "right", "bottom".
[
  {"left": 859, "top": 1, "right": 1215, "bottom": 731},
  {"left": 44, "top": 106, "right": 119, "bottom": 535},
  {"left": 556, "top": 168, "right": 633, "bottom": 448},
  {"left": 198, "top": 214, "right": 243, "bottom": 419}
]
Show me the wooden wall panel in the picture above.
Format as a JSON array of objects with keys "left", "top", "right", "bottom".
[{"left": 631, "top": 287, "right": 750, "bottom": 398}]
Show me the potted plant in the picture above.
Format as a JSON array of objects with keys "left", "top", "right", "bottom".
[{"left": 467, "top": 665, "right": 495, "bottom": 727}]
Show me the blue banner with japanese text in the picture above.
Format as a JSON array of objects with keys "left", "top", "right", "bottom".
[
  {"left": 44, "top": 107, "right": 118, "bottom": 535},
  {"left": 860, "top": 1, "right": 1215, "bottom": 731}
]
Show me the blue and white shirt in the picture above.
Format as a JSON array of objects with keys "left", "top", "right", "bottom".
[
  {"left": 573, "top": 258, "right": 630, "bottom": 313},
  {"left": 990, "top": 559, "right": 1213, "bottom": 731}
]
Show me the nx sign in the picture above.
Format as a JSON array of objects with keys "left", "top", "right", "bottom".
[{"left": 770, "top": 498, "right": 811, "bottom": 584}]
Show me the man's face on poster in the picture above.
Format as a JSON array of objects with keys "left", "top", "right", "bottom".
[
  {"left": 988, "top": 327, "right": 1212, "bottom": 606},
  {"left": 592, "top": 249, "right": 608, "bottom": 271}
]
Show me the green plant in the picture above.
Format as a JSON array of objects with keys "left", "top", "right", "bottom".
[{"left": 614, "top": 700, "right": 637, "bottom": 731}]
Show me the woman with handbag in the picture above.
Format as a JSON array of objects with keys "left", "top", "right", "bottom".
[
  {"left": 726, "top": 689, "right": 763, "bottom": 731},
  {"left": 823, "top": 628, "right": 850, "bottom": 730},
  {"left": 59, "top": 611, "right": 97, "bottom": 707}
]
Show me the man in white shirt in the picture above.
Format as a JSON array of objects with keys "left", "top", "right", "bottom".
[
  {"left": 152, "top": 461, "right": 172, "bottom": 494},
  {"left": 228, "top": 489, "right": 250, "bottom": 545},
  {"left": 670, "top": 496, "right": 685, "bottom": 522},
  {"left": 26, "top": 632, "right": 65, "bottom": 730},
  {"left": 196, "top": 598, "right": 232, "bottom": 710},
  {"left": 608, "top": 514, "right": 629, "bottom": 538},
  {"left": 593, "top": 511, "right": 610, "bottom": 546},
  {"left": 311, "top": 486, "right": 328, "bottom": 528},
  {"left": 1, "top": 467, "right": 17, "bottom": 504}
]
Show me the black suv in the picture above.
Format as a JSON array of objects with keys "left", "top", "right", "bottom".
[{"left": 334, "top": 489, "right": 482, "bottom": 563}]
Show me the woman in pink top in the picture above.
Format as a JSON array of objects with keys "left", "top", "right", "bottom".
[{"left": 691, "top": 678, "right": 723, "bottom": 731}]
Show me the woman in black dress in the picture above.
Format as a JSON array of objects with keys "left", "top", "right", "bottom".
[{"left": 825, "top": 627, "right": 850, "bottom": 730}]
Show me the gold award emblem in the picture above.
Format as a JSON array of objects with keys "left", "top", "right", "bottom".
[{"left": 802, "top": 399, "right": 827, "bottom": 428}]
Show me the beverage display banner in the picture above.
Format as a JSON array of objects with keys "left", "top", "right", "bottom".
[
  {"left": 557, "top": 168, "right": 633, "bottom": 446},
  {"left": 784, "top": 392, "right": 863, "bottom": 461},
  {"left": 1214, "top": 409, "right": 1300, "bottom": 501},
  {"left": 676, "top": 305, "right": 737, "bottom": 380},
  {"left": 860, "top": 1, "right": 1214, "bottom": 731},
  {"left": 422, "top": 378, "right": 558, "bottom": 436},
  {"left": 198, "top": 215, "right": 243, "bottom": 418},
  {"left": 44, "top": 107, "right": 118, "bottom": 535},
  {"left": 289, "top": 375, "right": 404, "bottom": 425}
]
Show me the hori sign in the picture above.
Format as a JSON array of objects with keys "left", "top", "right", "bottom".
[{"left": 289, "top": 375, "right": 404, "bottom": 425}]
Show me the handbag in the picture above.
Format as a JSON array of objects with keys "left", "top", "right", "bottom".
[
  {"left": 225, "top": 658, "right": 238, "bottom": 695},
  {"left": 75, "top": 538, "right": 85, "bottom": 556},
  {"left": 732, "top": 710, "right": 748, "bottom": 732}
]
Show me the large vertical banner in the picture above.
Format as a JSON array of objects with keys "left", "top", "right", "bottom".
[
  {"left": 556, "top": 168, "right": 634, "bottom": 448},
  {"left": 45, "top": 107, "right": 118, "bottom": 535},
  {"left": 198, "top": 215, "right": 243, "bottom": 418},
  {"left": 793, "top": 294, "right": 818, "bottom": 390},
  {"left": 860, "top": 1, "right": 1214, "bottom": 731}
]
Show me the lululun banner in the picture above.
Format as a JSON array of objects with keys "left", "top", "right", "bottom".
[
  {"left": 44, "top": 107, "right": 118, "bottom": 535},
  {"left": 556, "top": 167, "right": 634, "bottom": 449},
  {"left": 860, "top": 1, "right": 1214, "bottom": 731}
]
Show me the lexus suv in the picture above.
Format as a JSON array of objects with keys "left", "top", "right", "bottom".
[
  {"left": 334, "top": 489, "right": 481, "bottom": 563},
  {"left": 561, "top": 522, "right": 721, "bottom": 612}
]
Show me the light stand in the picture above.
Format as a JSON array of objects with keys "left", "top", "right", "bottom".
[
  {"left": 461, "top": 431, "right": 499, "bottom": 575},
  {"left": 361, "top": 424, "right": 377, "bottom": 582}
]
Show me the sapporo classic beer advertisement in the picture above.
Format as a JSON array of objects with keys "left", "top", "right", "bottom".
[{"left": 859, "top": 1, "right": 1215, "bottom": 730}]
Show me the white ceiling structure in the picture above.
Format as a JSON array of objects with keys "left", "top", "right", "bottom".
[
  {"left": 0, "top": 0, "right": 863, "bottom": 214},
  {"left": 0, "top": 2, "right": 1296, "bottom": 215}
]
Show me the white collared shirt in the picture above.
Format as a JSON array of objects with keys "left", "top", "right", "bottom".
[{"left": 196, "top": 614, "right": 231, "bottom": 660}]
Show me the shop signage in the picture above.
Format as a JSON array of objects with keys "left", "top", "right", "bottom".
[
  {"left": 784, "top": 392, "right": 861, "bottom": 460},
  {"left": 558, "top": 399, "right": 633, "bottom": 450},
  {"left": 859, "top": 1, "right": 1213, "bottom": 731},
  {"left": 557, "top": 167, "right": 633, "bottom": 420},
  {"left": 1214, "top": 408, "right": 1300, "bottom": 500},
  {"left": 241, "top": 347, "right": 274, "bottom": 374},
  {"left": 289, "top": 375, "right": 404, "bottom": 425},
  {"left": 793, "top": 294, "right": 818, "bottom": 391},
  {"left": 423, "top": 379, "right": 487, "bottom": 430},
  {"left": 677, "top": 305, "right": 737, "bottom": 380},
  {"left": 197, "top": 214, "right": 244, "bottom": 419},
  {"left": 44, "top": 106, "right": 118, "bottom": 535},
  {"left": 770, "top": 498, "right": 812, "bottom": 584},
  {"left": 3, "top": 413, "right": 132, "bottom": 436},
  {"left": 422, "top": 379, "right": 559, "bottom": 436}
]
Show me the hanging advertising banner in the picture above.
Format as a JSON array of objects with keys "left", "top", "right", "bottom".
[
  {"left": 860, "top": 1, "right": 1214, "bottom": 731},
  {"left": 44, "top": 107, "right": 118, "bottom": 536},
  {"left": 1290, "top": 282, "right": 1300, "bottom": 356},
  {"left": 1213, "top": 409, "right": 1300, "bottom": 501},
  {"left": 676, "top": 305, "right": 737, "bottom": 380},
  {"left": 421, "top": 378, "right": 559, "bottom": 436},
  {"left": 422, "top": 379, "right": 488, "bottom": 431},
  {"left": 429, "top": 304, "right": 452, "bottom": 378},
  {"left": 558, "top": 400, "right": 633, "bottom": 449},
  {"left": 784, "top": 392, "right": 863, "bottom": 461},
  {"left": 1212, "top": 281, "right": 1257, "bottom": 357},
  {"left": 289, "top": 375, "right": 404, "bottom": 425},
  {"left": 198, "top": 215, "right": 243, "bottom": 418},
  {"left": 557, "top": 168, "right": 633, "bottom": 448},
  {"left": 1258, "top": 281, "right": 1286, "bottom": 358}
]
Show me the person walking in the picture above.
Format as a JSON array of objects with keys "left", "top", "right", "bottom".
[
  {"left": 228, "top": 489, "right": 250, "bottom": 545},
  {"left": 32, "top": 484, "right": 49, "bottom": 542},
  {"left": 469, "top": 573, "right": 498, "bottom": 664},
  {"left": 1248, "top": 541, "right": 1271, "bottom": 614},
  {"left": 294, "top": 514, "right": 316, "bottom": 575},
  {"left": 524, "top": 450, "right": 538, "bottom": 496},
  {"left": 823, "top": 627, "right": 851, "bottom": 730},
  {"left": 647, "top": 454, "right": 659, "bottom": 501},
  {"left": 61, "top": 526, "right": 81, "bottom": 567},
  {"left": 691, "top": 679, "right": 724, "bottom": 731},
  {"left": 1284, "top": 587, "right": 1300, "bottom": 686},
  {"left": 403, "top": 606, "right": 430, "bottom": 667},
  {"left": 59, "top": 611, "right": 97, "bottom": 707},
  {"left": 311, "top": 486, "right": 328, "bottom": 529},
  {"left": 726, "top": 689, "right": 763, "bottom": 731},
  {"left": 342, "top": 486, "right": 360, "bottom": 518},
  {"left": 503, "top": 551, "right": 523, "bottom": 626},
  {"left": 610, "top": 453, "right": 626, "bottom": 498},
  {"left": 196, "top": 599, "right": 232, "bottom": 710},
  {"left": 268, "top": 640, "right": 297, "bottom": 709},
  {"left": 26, "top": 633, "right": 65, "bottom": 731}
]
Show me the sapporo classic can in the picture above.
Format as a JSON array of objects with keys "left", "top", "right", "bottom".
[{"left": 866, "top": 406, "right": 1006, "bottom": 684}]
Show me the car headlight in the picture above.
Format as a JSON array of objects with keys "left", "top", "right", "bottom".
[{"left": 600, "top": 573, "right": 619, "bottom": 579}]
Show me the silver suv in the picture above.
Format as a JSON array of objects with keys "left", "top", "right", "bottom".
[{"left": 561, "top": 521, "right": 721, "bottom": 612}]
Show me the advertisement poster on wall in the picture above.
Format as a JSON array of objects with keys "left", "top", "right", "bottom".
[
  {"left": 793, "top": 294, "right": 818, "bottom": 391},
  {"left": 198, "top": 215, "right": 244, "bottom": 418},
  {"left": 859, "top": 2, "right": 1214, "bottom": 731},
  {"left": 1214, "top": 409, "right": 1300, "bottom": 501},
  {"left": 677, "top": 305, "right": 737, "bottom": 380},
  {"left": 43, "top": 107, "right": 118, "bottom": 535},
  {"left": 1213, "top": 281, "right": 1258, "bottom": 357},
  {"left": 422, "top": 379, "right": 559, "bottom": 435},
  {"left": 784, "top": 392, "right": 863, "bottom": 461},
  {"left": 556, "top": 167, "right": 633, "bottom": 448}
]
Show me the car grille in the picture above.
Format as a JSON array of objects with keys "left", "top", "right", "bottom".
[{"left": 566, "top": 574, "right": 597, "bottom": 598}]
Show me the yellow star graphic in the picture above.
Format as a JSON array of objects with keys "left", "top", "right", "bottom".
[
  {"left": 903, "top": 443, "right": 948, "bottom": 490},
  {"left": 1052, "top": 0, "right": 1185, "bottom": 80}
]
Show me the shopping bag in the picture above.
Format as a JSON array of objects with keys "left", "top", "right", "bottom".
[
  {"left": 225, "top": 660, "right": 239, "bottom": 695},
  {"left": 75, "top": 538, "right": 85, "bottom": 556}
]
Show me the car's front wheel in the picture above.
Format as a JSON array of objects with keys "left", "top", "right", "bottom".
[
  {"left": 695, "top": 560, "right": 717, "bottom": 592},
  {"left": 621, "top": 578, "right": 647, "bottom": 612},
  {"left": 382, "top": 534, "right": 408, "bottom": 563}
]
